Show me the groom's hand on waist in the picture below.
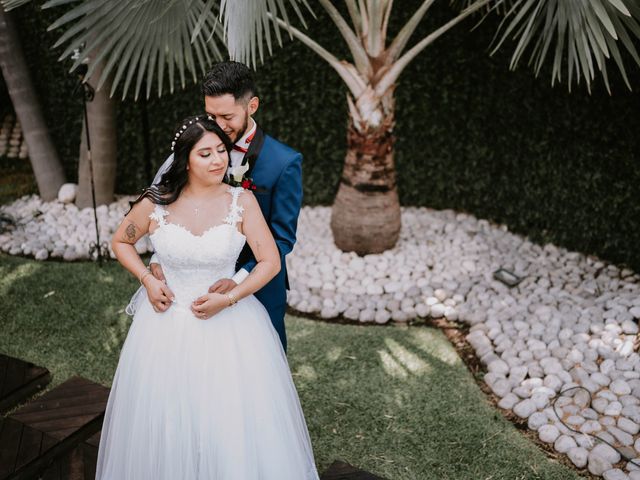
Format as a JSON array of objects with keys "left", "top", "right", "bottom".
[
  {"left": 208, "top": 278, "right": 237, "bottom": 294},
  {"left": 149, "top": 263, "right": 166, "bottom": 283}
]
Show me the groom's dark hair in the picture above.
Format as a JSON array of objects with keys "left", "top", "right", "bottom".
[{"left": 201, "top": 61, "right": 257, "bottom": 103}]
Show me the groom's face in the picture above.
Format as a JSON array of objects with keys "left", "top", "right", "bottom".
[{"left": 204, "top": 94, "right": 258, "bottom": 144}]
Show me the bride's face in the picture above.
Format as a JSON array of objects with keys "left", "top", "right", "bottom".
[{"left": 187, "top": 132, "right": 229, "bottom": 185}]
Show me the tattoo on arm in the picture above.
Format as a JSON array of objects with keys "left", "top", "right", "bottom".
[{"left": 123, "top": 222, "right": 137, "bottom": 243}]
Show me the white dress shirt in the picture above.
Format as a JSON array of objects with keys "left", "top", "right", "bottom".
[{"left": 229, "top": 119, "right": 256, "bottom": 168}]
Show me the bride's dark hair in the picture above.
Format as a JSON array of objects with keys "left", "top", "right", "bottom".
[{"left": 129, "top": 114, "right": 234, "bottom": 209}]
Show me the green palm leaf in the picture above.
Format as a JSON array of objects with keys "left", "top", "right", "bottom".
[
  {"left": 3, "top": 0, "right": 313, "bottom": 97},
  {"left": 219, "top": 0, "right": 313, "bottom": 67},
  {"left": 490, "top": 0, "right": 640, "bottom": 91},
  {"left": 1, "top": 0, "right": 30, "bottom": 10},
  {"left": 39, "top": 0, "right": 226, "bottom": 100}
]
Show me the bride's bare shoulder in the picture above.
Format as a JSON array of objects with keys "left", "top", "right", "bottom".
[
  {"left": 129, "top": 196, "right": 156, "bottom": 216},
  {"left": 236, "top": 188, "right": 259, "bottom": 211}
]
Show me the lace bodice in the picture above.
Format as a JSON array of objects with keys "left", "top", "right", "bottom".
[{"left": 147, "top": 186, "right": 246, "bottom": 308}]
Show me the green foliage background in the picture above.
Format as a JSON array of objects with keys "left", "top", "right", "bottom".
[{"left": 5, "top": 2, "right": 640, "bottom": 270}]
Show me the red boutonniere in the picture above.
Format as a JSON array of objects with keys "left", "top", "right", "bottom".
[{"left": 241, "top": 178, "right": 257, "bottom": 191}]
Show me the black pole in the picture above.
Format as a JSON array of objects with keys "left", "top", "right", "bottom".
[
  {"left": 75, "top": 61, "right": 108, "bottom": 265},
  {"left": 81, "top": 89, "right": 104, "bottom": 265}
]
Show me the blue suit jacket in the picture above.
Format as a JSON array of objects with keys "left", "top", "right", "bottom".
[{"left": 236, "top": 128, "right": 303, "bottom": 312}]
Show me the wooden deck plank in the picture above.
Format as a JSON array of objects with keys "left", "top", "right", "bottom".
[
  {"left": 14, "top": 384, "right": 108, "bottom": 412},
  {"left": 17, "top": 379, "right": 101, "bottom": 405},
  {"left": 10, "top": 376, "right": 109, "bottom": 434},
  {"left": 27, "top": 415, "right": 101, "bottom": 439},
  {"left": 39, "top": 460, "right": 60, "bottom": 480},
  {"left": 1, "top": 420, "right": 103, "bottom": 479},
  {"left": 1, "top": 376, "right": 109, "bottom": 480},
  {"left": 82, "top": 442, "right": 98, "bottom": 480},
  {"left": 0, "top": 358, "right": 25, "bottom": 398},
  {"left": 0, "top": 355, "right": 51, "bottom": 415},
  {"left": 85, "top": 431, "right": 100, "bottom": 448},
  {"left": 18, "top": 388, "right": 105, "bottom": 411},
  {"left": 0, "top": 356, "right": 8, "bottom": 392},
  {"left": 12, "top": 401, "right": 109, "bottom": 426},
  {"left": 22, "top": 376, "right": 86, "bottom": 395},
  {"left": 40, "top": 434, "right": 57, "bottom": 454},
  {"left": 36, "top": 446, "right": 86, "bottom": 480},
  {"left": 12, "top": 424, "right": 43, "bottom": 471},
  {"left": 0, "top": 417, "right": 23, "bottom": 478}
]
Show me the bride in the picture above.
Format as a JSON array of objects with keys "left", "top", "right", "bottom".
[{"left": 96, "top": 114, "right": 319, "bottom": 479}]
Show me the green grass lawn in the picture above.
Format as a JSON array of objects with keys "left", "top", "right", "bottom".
[{"left": 0, "top": 253, "right": 583, "bottom": 479}]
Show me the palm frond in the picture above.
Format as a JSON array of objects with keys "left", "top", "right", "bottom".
[
  {"left": 220, "top": 0, "right": 313, "bottom": 67},
  {"left": 317, "top": 0, "right": 370, "bottom": 76},
  {"left": 376, "top": 0, "right": 492, "bottom": 97},
  {"left": 41, "top": 0, "right": 226, "bottom": 100},
  {"left": 363, "top": 0, "right": 394, "bottom": 56},
  {"left": 270, "top": 14, "right": 367, "bottom": 98},
  {"left": 387, "top": 0, "right": 437, "bottom": 61},
  {"left": 453, "top": 0, "right": 514, "bottom": 16},
  {"left": 490, "top": 0, "right": 640, "bottom": 92},
  {"left": 1, "top": 0, "right": 31, "bottom": 11}
]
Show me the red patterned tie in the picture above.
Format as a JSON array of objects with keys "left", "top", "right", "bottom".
[
  {"left": 233, "top": 130, "right": 256, "bottom": 153},
  {"left": 232, "top": 129, "right": 255, "bottom": 154}
]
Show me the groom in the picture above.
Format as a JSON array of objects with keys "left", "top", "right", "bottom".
[{"left": 148, "top": 61, "right": 302, "bottom": 353}]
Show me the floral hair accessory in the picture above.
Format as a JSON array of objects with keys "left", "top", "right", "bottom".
[{"left": 170, "top": 114, "right": 215, "bottom": 151}]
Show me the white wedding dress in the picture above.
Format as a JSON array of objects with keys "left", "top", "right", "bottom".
[{"left": 96, "top": 187, "right": 319, "bottom": 480}]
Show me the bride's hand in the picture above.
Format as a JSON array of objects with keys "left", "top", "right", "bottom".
[
  {"left": 143, "top": 275, "right": 175, "bottom": 312},
  {"left": 191, "top": 293, "right": 228, "bottom": 320}
]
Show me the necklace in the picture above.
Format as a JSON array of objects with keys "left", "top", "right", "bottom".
[
  {"left": 182, "top": 185, "right": 224, "bottom": 216},
  {"left": 182, "top": 191, "right": 205, "bottom": 216}
]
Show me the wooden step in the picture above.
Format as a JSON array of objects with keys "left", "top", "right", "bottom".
[
  {"left": 35, "top": 445, "right": 89, "bottom": 480},
  {"left": 18, "top": 432, "right": 100, "bottom": 480},
  {"left": 321, "top": 460, "right": 386, "bottom": 480},
  {"left": 0, "top": 376, "right": 109, "bottom": 480},
  {"left": 0, "top": 354, "right": 51, "bottom": 414},
  {"left": 78, "top": 431, "right": 101, "bottom": 480}
]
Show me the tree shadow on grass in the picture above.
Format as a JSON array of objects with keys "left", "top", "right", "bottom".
[
  {"left": 0, "top": 255, "right": 136, "bottom": 387},
  {"left": 288, "top": 321, "right": 583, "bottom": 480}
]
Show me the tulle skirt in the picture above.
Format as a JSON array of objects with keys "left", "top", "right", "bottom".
[{"left": 96, "top": 294, "right": 319, "bottom": 480}]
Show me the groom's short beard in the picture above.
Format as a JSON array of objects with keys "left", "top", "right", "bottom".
[{"left": 232, "top": 111, "right": 250, "bottom": 144}]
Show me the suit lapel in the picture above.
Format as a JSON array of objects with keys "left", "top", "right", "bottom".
[{"left": 242, "top": 126, "right": 265, "bottom": 178}]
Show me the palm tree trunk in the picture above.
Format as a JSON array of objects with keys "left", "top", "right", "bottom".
[
  {"left": 330, "top": 92, "right": 401, "bottom": 254},
  {"left": 76, "top": 61, "right": 117, "bottom": 208},
  {"left": 0, "top": 7, "right": 65, "bottom": 201}
]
